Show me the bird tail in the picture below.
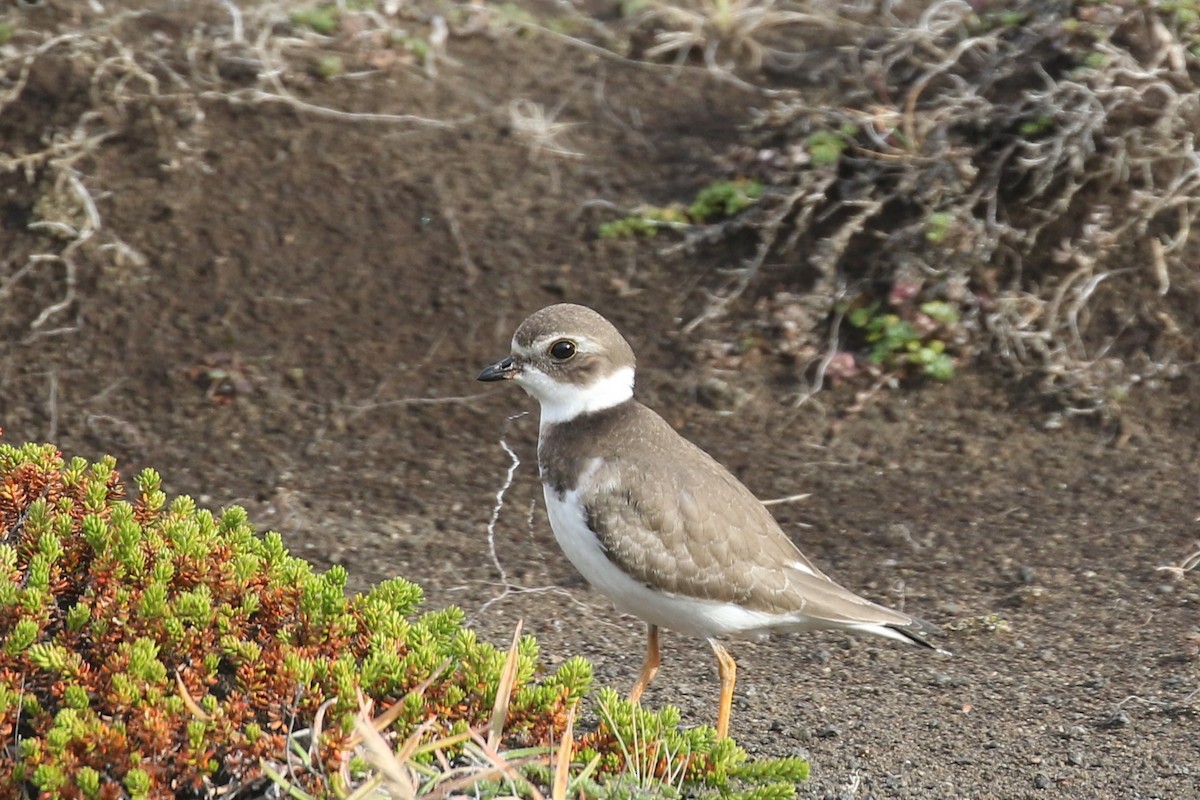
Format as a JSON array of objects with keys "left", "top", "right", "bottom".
[{"left": 885, "top": 615, "right": 951, "bottom": 655}]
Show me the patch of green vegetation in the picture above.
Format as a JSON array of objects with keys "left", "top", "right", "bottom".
[
  {"left": 599, "top": 215, "right": 659, "bottom": 238},
  {"left": 400, "top": 33, "right": 430, "bottom": 61},
  {"left": 1019, "top": 114, "right": 1055, "bottom": 137},
  {"left": 579, "top": 689, "right": 809, "bottom": 798},
  {"left": 847, "top": 301, "right": 959, "bottom": 381},
  {"left": 600, "top": 180, "right": 763, "bottom": 238},
  {"left": 291, "top": 5, "right": 339, "bottom": 35},
  {"left": 1161, "top": 0, "right": 1200, "bottom": 26},
  {"left": 689, "top": 179, "right": 764, "bottom": 222},
  {"left": 0, "top": 22, "right": 14, "bottom": 46},
  {"left": 490, "top": 2, "right": 540, "bottom": 35},
  {"left": 968, "top": 7, "right": 1029, "bottom": 34},
  {"left": 924, "top": 211, "right": 955, "bottom": 244},
  {"left": 599, "top": 205, "right": 689, "bottom": 238},
  {"left": 316, "top": 54, "right": 344, "bottom": 78},
  {"left": 920, "top": 300, "right": 961, "bottom": 326},
  {"left": 0, "top": 444, "right": 589, "bottom": 796},
  {"left": 806, "top": 127, "right": 856, "bottom": 167}
]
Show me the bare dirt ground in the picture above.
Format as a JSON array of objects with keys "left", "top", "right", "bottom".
[{"left": 2, "top": 3, "right": 1199, "bottom": 798}]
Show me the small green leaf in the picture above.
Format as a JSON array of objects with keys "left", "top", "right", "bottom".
[
  {"left": 806, "top": 130, "right": 849, "bottom": 166},
  {"left": 919, "top": 300, "right": 960, "bottom": 324},
  {"left": 76, "top": 766, "right": 102, "bottom": 798},
  {"left": 5, "top": 619, "right": 39, "bottom": 654},
  {"left": 124, "top": 767, "right": 152, "bottom": 798}
]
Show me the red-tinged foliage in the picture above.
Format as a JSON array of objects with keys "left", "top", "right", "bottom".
[{"left": 0, "top": 441, "right": 592, "bottom": 799}]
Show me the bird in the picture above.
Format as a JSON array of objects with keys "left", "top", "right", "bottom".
[{"left": 477, "top": 303, "right": 940, "bottom": 738}]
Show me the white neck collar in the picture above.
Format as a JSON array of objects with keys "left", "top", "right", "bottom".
[{"left": 520, "top": 366, "right": 635, "bottom": 427}]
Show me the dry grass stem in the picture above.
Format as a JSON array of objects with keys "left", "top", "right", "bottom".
[
  {"left": 1157, "top": 544, "right": 1200, "bottom": 580},
  {"left": 551, "top": 704, "right": 577, "bottom": 800},
  {"left": 488, "top": 621, "right": 524, "bottom": 751},
  {"left": 760, "top": 492, "right": 812, "bottom": 506}
]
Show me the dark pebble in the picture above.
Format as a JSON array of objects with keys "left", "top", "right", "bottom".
[{"left": 1103, "top": 710, "right": 1131, "bottom": 728}]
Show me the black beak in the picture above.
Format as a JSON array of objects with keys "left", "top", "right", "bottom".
[{"left": 477, "top": 356, "right": 519, "bottom": 382}]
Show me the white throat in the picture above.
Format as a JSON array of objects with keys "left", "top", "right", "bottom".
[{"left": 518, "top": 366, "right": 635, "bottom": 427}]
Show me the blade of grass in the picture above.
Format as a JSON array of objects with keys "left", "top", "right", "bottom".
[
  {"left": 355, "top": 707, "right": 419, "bottom": 800},
  {"left": 468, "top": 727, "right": 548, "bottom": 800},
  {"left": 551, "top": 702, "right": 576, "bottom": 800},
  {"left": 488, "top": 619, "right": 524, "bottom": 751},
  {"left": 258, "top": 761, "right": 321, "bottom": 800},
  {"left": 346, "top": 657, "right": 453, "bottom": 748}
]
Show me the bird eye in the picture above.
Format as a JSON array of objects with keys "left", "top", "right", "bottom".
[{"left": 549, "top": 340, "right": 576, "bottom": 360}]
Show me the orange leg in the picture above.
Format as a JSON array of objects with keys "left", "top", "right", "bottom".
[
  {"left": 710, "top": 640, "right": 737, "bottom": 739},
  {"left": 628, "top": 624, "right": 660, "bottom": 704}
]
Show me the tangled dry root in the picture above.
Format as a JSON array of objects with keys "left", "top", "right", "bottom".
[{"left": 688, "top": 1, "right": 1200, "bottom": 414}]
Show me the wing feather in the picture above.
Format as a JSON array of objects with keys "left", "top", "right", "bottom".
[{"left": 581, "top": 432, "right": 914, "bottom": 629}]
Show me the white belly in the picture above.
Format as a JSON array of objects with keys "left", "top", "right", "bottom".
[{"left": 542, "top": 482, "right": 786, "bottom": 640}]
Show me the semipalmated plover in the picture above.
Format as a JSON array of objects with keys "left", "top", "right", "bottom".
[{"left": 478, "top": 303, "right": 939, "bottom": 737}]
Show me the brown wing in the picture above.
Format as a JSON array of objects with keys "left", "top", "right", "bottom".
[{"left": 580, "top": 419, "right": 916, "bottom": 628}]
